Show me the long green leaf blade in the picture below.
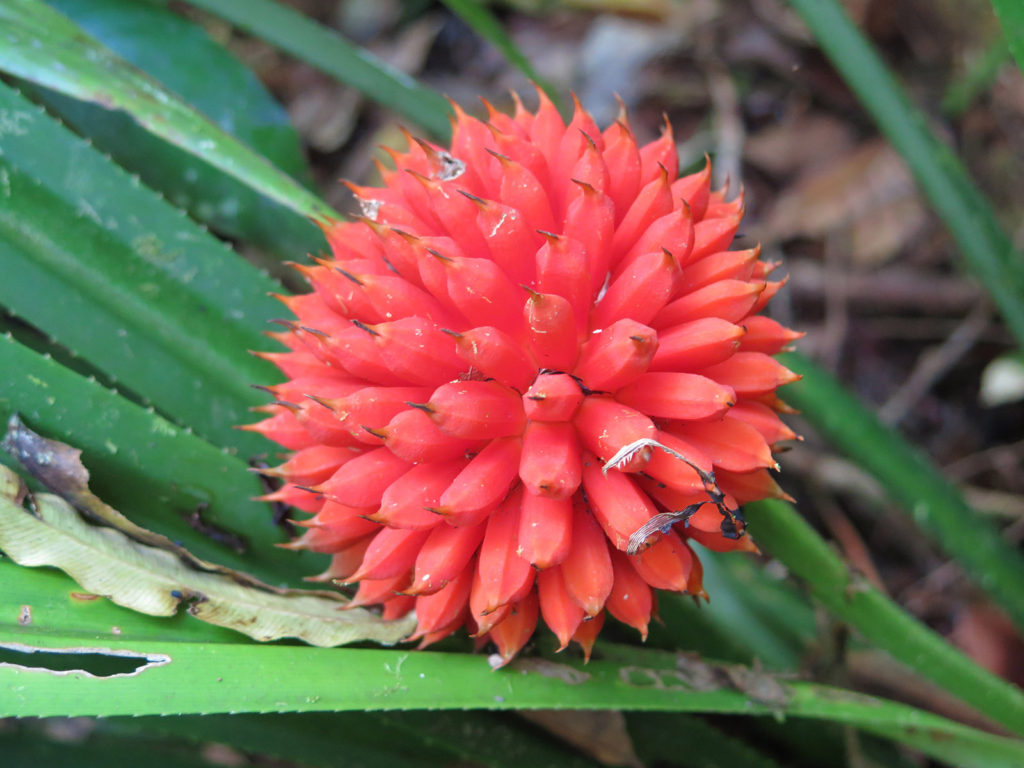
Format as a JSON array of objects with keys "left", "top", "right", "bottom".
[
  {"left": 2, "top": 632, "right": 1022, "bottom": 768},
  {"left": 182, "top": 0, "right": 454, "bottom": 140},
  {"left": 6, "top": 530, "right": 1015, "bottom": 767},
  {"left": 35, "top": 0, "right": 326, "bottom": 258},
  {"left": 0, "top": 0, "right": 337, "bottom": 222},
  {"left": 786, "top": 0, "right": 1024, "bottom": 351},
  {"left": 745, "top": 496, "right": 1024, "bottom": 737},
  {"left": 992, "top": 0, "right": 1024, "bottom": 74},
  {"left": 0, "top": 81, "right": 281, "bottom": 454},
  {"left": 780, "top": 352, "right": 1024, "bottom": 632}
]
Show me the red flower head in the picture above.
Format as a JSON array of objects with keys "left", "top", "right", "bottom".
[{"left": 249, "top": 92, "right": 800, "bottom": 665}]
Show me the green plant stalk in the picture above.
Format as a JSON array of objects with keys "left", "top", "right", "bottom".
[
  {"left": 779, "top": 352, "right": 1024, "bottom": 634},
  {"left": 745, "top": 497, "right": 1024, "bottom": 737},
  {"left": 787, "top": 0, "right": 1024, "bottom": 353},
  {"left": 182, "top": 0, "right": 454, "bottom": 140}
]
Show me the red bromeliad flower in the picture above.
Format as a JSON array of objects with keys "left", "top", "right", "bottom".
[{"left": 248, "top": 92, "right": 800, "bottom": 665}]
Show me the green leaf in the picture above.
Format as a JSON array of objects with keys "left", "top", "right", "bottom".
[
  {"left": 182, "top": 0, "right": 454, "bottom": 141},
  {"left": 4, "top": 532, "right": 1020, "bottom": 767},
  {"left": 0, "top": 81, "right": 282, "bottom": 454},
  {"left": 1, "top": 556, "right": 242, "bottom": 643},
  {"left": 0, "top": 0, "right": 338, "bottom": 222},
  {"left": 786, "top": 0, "right": 1024, "bottom": 352},
  {"left": 745, "top": 497, "right": 1024, "bottom": 737},
  {"left": 32, "top": 0, "right": 326, "bottom": 258},
  {"left": 779, "top": 352, "right": 1024, "bottom": 634},
  {"left": 626, "top": 713, "right": 785, "bottom": 768},
  {"left": 2, "top": 633, "right": 1022, "bottom": 768},
  {"left": 117, "top": 711, "right": 603, "bottom": 768},
  {"left": 0, "top": 466, "right": 413, "bottom": 647},
  {"left": 0, "top": 332, "right": 320, "bottom": 586},
  {"left": 439, "top": 0, "right": 559, "bottom": 103},
  {"left": 992, "top": 0, "right": 1024, "bottom": 75},
  {"left": 646, "top": 550, "right": 816, "bottom": 673},
  {"left": 0, "top": 725, "right": 221, "bottom": 768}
]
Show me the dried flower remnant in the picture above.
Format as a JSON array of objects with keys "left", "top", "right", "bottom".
[{"left": 248, "top": 92, "right": 800, "bottom": 666}]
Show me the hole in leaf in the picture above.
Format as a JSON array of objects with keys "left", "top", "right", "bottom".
[{"left": 0, "top": 643, "right": 169, "bottom": 678}]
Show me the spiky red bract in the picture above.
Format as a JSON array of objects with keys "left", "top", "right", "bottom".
[{"left": 255, "top": 92, "right": 799, "bottom": 665}]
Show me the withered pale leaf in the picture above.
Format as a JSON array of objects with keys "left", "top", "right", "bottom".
[
  {"left": 0, "top": 465, "right": 414, "bottom": 647},
  {"left": 4, "top": 415, "right": 300, "bottom": 596}
]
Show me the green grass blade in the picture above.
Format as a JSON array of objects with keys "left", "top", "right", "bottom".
[
  {"left": 182, "top": 0, "right": 454, "bottom": 140},
  {"left": 992, "top": 0, "right": 1024, "bottom": 74},
  {"left": 786, "top": 0, "right": 1024, "bottom": 352},
  {"left": 2, "top": 632, "right": 1022, "bottom": 768},
  {"left": 439, "top": 0, "right": 559, "bottom": 101},
  {"left": 34, "top": 0, "right": 326, "bottom": 258},
  {"left": 0, "top": 333, "right": 320, "bottom": 586},
  {"left": 780, "top": 352, "right": 1024, "bottom": 633},
  {"left": 0, "top": 81, "right": 282, "bottom": 454},
  {"left": 745, "top": 497, "right": 1024, "bottom": 737},
  {"left": 0, "top": 0, "right": 338, "bottom": 222}
]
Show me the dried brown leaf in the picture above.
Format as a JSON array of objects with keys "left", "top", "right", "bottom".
[
  {"left": 2, "top": 414, "right": 319, "bottom": 598},
  {"left": 759, "top": 140, "right": 926, "bottom": 265},
  {"left": 0, "top": 464, "right": 414, "bottom": 647}
]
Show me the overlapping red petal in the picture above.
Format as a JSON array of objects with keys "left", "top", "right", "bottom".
[{"left": 254, "top": 92, "right": 798, "bottom": 665}]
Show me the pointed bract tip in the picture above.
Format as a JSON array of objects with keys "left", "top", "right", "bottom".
[
  {"left": 457, "top": 189, "right": 487, "bottom": 209},
  {"left": 351, "top": 319, "right": 380, "bottom": 337},
  {"left": 406, "top": 401, "right": 436, "bottom": 414},
  {"left": 304, "top": 393, "right": 336, "bottom": 411},
  {"left": 484, "top": 147, "right": 512, "bottom": 165},
  {"left": 404, "top": 167, "right": 435, "bottom": 190},
  {"left": 335, "top": 267, "right": 364, "bottom": 286},
  {"left": 613, "top": 93, "right": 629, "bottom": 124},
  {"left": 391, "top": 228, "right": 420, "bottom": 244},
  {"left": 569, "top": 178, "right": 597, "bottom": 195},
  {"left": 427, "top": 247, "right": 453, "bottom": 264},
  {"left": 298, "top": 325, "right": 329, "bottom": 340}
]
